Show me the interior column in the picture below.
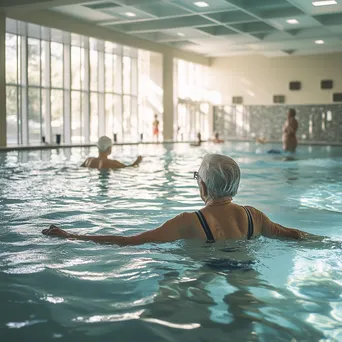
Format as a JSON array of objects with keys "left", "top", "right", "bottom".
[{"left": 162, "top": 53, "right": 174, "bottom": 141}]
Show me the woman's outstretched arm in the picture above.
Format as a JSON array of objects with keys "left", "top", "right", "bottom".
[{"left": 42, "top": 213, "right": 195, "bottom": 246}]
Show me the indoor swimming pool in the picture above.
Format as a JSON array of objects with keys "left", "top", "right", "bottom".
[{"left": 0, "top": 142, "right": 341, "bottom": 341}]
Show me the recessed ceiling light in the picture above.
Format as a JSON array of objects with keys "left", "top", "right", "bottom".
[
  {"left": 125, "top": 12, "right": 136, "bottom": 17},
  {"left": 315, "top": 40, "right": 325, "bottom": 44},
  {"left": 177, "top": 32, "right": 185, "bottom": 36},
  {"left": 312, "top": 1, "right": 337, "bottom": 6},
  {"left": 194, "top": 1, "right": 209, "bottom": 8},
  {"left": 286, "top": 19, "right": 299, "bottom": 24}
]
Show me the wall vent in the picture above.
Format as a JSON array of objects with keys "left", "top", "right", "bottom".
[
  {"left": 289, "top": 81, "right": 301, "bottom": 90},
  {"left": 232, "top": 96, "right": 243, "bottom": 104},
  {"left": 333, "top": 93, "right": 342, "bottom": 102},
  {"left": 321, "top": 80, "right": 333, "bottom": 89},
  {"left": 273, "top": 95, "right": 285, "bottom": 103}
]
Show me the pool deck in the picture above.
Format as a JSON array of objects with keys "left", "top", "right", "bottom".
[{"left": 0, "top": 139, "right": 342, "bottom": 152}]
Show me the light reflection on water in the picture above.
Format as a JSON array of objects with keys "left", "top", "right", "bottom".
[{"left": 0, "top": 142, "right": 341, "bottom": 341}]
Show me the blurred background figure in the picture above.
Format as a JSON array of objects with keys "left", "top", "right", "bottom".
[
  {"left": 190, "top": 132, "right": 202, "bottom": 147},
  {"left": 152, "top": 114, "right": 160, "bottom": 142},
  {"left": 282, "top": 109, "right": 298, "bottom": 153}
]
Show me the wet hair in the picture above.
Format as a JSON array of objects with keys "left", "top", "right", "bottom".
[
  {"left": 289, "top": 108, "right": 296, "bottom": 117},
  {"left": 198, "top": 154, "right": 240, "bottom": 199}
]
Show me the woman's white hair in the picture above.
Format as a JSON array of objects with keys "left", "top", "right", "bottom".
[
  {"left": 198, "top": 154, "right": 240, "bottom": 199},
  {"left": 97, "top": 136, "right": 112, "bottom": 152}
]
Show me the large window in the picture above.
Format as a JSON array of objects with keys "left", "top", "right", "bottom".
[
  {"left": 5, "top": 32, "right": 20, "bottom": 145},
  {"left": 174, "top": 59, "right": 218, "bottom": 141},
  {"left": 5, "top": 19, "right": 144, "bottom": 145}
]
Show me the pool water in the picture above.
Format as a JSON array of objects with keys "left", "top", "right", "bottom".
[{"left": 0, "top": 142, "right": 341, "bottom": 342}]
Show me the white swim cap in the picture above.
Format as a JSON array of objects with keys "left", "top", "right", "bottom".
[{"left": 97, "top": 136, "right": 112, "bottom": 152}]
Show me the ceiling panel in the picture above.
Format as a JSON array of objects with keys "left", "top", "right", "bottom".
[
  {"left": 241, "top": 0, "right": 296, "bottom": 11},
  {"left": 257, "top": 6, "right": 305, "bottom": 19},
  {"left": 170, "top": 0, "right": 235, "bottom": 13},
  {"left": 83, "top": 2, "right": 119, "bottom": 10},
  {"left": 111, "top": 0, "right": 160, "bottom": 5},
  {"left": 191, "top": 34, "right": 260, "bottom": 45},
  {"left": 197, "top": 25, "right": 237, "bottom": 36},
  {"left": 286, "top": 26, "right": 336, "bottom": 39},
  {"left": 107, "top": 15, "right": 214, "bottom": 32},
  {"left": 160, "top": 27, "right": 211, "bottom": 39},
  {"left": 328, "top": 24, "right": 342, "bottom": 33},
  {"left": 287, "top": 0, "right": 342, "bottom": 15},
  {"left": 206, "top": 10, "right": 256, "bottom": 23},
  {"left": 54, "top": 4, "right": 117, "bottom": 21},
  {"left": 267, "top": 15, "right": 322, "bottom": 30},
  {"left": 134, "top": 2, "right": 190, "bottom": 17},
  {"left": 42, "top": 0, "right": 342, "bottom": 57},
  {"left": 98, "top": 6, "right": 155, "bottom": 20},
  {"left": 314, "top": 12, "right": 342, "bottom": 26},
  {"left": 230, "top": 21, "right": 277, "bottom": 33}
]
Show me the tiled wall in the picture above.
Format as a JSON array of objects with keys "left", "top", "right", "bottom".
[{"left": 214, "top": 104, "right": 342, "bottom": 142}]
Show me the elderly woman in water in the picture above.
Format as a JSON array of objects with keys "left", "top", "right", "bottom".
[{"left": 43, "top": 154, "right": 311, "bottom": 244}]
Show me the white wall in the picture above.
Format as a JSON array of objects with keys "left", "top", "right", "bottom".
[{"left": 209, "top": 53, "right": 342, "bottom": 105}]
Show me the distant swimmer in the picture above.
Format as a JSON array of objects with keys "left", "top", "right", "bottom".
[
  {"left": 81, "top": 136, "right": 142, "bottom": 169},
  {"left": 267, "top": 149, "right": 282, "bottom": 154},
  {"left": 256, "top": 137, "right": 267, "bottom": 144},
  {"left": 190, "top": 132, "right": 202, "bottom": 147},
  {"left": 212, "top": 132, "right": 224, "bottom": 144},
  {"left": 282, "top": 108, "right": 298, "bottom": 153}
]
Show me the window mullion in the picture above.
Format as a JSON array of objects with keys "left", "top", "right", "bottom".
[
  {"left": 20, "top": 25, "right": 28, "bottom": 145},
  {"left": 120, "top": 54, "right": 123, "bottom": 141},
  {"left": 63, "top": 38, "right": 71, "bottom": 144},
  {"left": 43, "top": 40, "right": 51, "bottom": 143},
  {"left": 98, "top": 49, "right": 105, "bottom": 137},
  {"left": 82, "top": 43, "right": 90, "bottom": 143}
]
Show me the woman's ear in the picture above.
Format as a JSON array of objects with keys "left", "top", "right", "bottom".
[{"left": 200, "top": 180, "right": 208, "bottom": 197}]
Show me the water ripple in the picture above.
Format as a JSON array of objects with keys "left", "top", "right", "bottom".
[{"left": 0, "top": 143, "right": 342, "bottom": 341}]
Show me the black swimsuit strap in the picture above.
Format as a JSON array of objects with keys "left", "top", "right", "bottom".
[
  {"left": 195, "top": 211, "right": 215, "bottom": 243},
  {"left": 243, "top": 206, "right": 254, "bottom": 240}
]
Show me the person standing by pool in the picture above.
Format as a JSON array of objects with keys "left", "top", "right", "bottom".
[
  {"left": 152, "top": 114, "right": 160, "bottom": 142},
  {"left": 43, "top": 153, "right": 315, "bottom": 245},
  {"left": 212, "top": 132, "right": 224, "bottom": 144},
  {"left": 282, "top": 109, "right": 298, "bottom": 153},
  {"left": 190, "top": 132, "right": 202, "bottom": 147},
  {"left": 81, "top": 136, "right": 142, "bottom": 169}
]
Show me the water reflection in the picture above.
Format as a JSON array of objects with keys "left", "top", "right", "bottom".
[
  {"left": 288, "top": 249, "right": 342, "bottom": 340},
  {"left": 282, "top": 166, "right": 299, "bottom": 185},
  {"left": 138, "top": 243, "right": 324, "bottom": 341},
  {"left": 0, "top": 143, "right": 342, "bottom": 341}
]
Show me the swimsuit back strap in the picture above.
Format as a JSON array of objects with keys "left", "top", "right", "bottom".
[
  {"left": 242, "top": 206, "right": 254, "bottom": 240},
  {"left": 195, "top": 211, "right": 215, "bottom": 243}
]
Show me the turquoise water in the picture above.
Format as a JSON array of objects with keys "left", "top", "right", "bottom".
[{"left": 0, "top": 142, "right": 341, "bottom": 341}]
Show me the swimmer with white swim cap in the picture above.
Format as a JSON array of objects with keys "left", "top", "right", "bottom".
[{"left": 81, "top": 136, "right": 142, "bottom": 169}]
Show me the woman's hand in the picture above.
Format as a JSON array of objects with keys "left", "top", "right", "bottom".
[
  {"left": 42, "top": 225, "right": 74, "bottom": 239},
  {"left": 133, "top": 156, "right": 143, "bottom": 166}
]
